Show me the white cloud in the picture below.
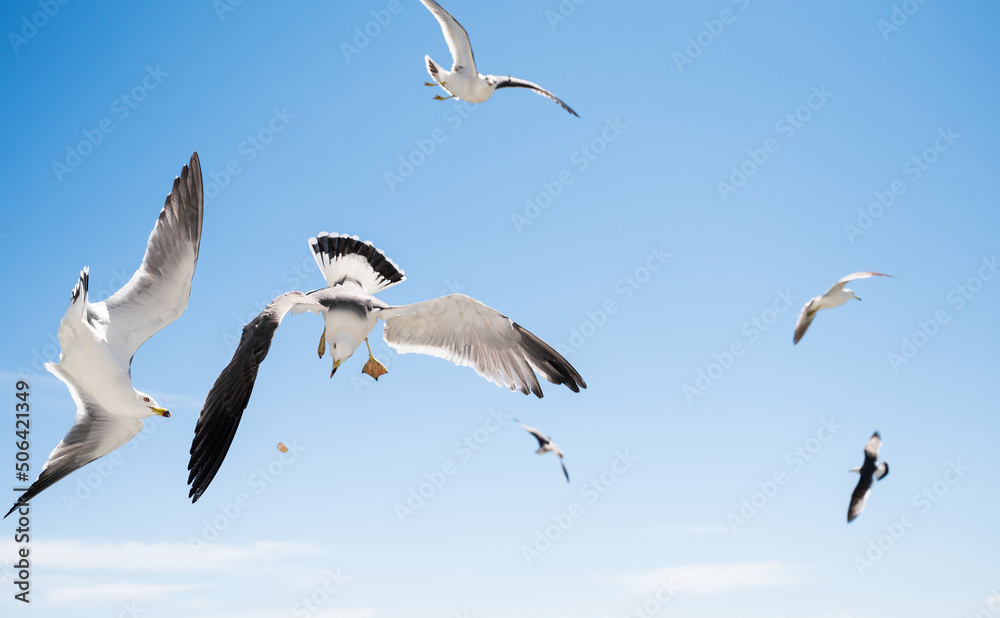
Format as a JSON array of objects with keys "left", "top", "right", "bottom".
[
  {"left": 611, "top": 561, "right": 807, "bottom": 596},
  {"left": 1, "top": 538, "right": 324, "bottom": 573},
  {"left": 133, "top": 609, "right": 376, "bottom": 618},
  {"left": 647, "top": 523, "right": 735, "bottom": 536},
  {"left": 46, "top": 581, "right": 204, "bottom": 604},
  {"left": 310, "top": 610, "right": 377, "bottom": 618},
  {"left": 0, "top": 539, "right": 339, "bottom": 610}
]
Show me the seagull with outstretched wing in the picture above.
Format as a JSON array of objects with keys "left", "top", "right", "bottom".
[
  {"left": 419, "top": 0, "right": 579, "bottom": 116},
  {"left": 794, "top": 272, "right": 894, "bottom": 344},
  {"left": 515, "top": 420, "right": 569, "bottom": 482},
  {"left": 848, "top": 431, "right": 889, "bottom": 523},
  {"left": 6, "top": 152, "right": 203, "bottom": 518},
  {"left": 187, "top": 232, "right": 586, "bottom": 502}
]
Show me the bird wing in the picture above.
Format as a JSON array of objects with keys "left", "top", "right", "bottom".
[
  {"left": 847, "top": 476, "right": 873, "bottom": 523},
  {"left": 104, "top": 152, "right": 204, "bottom": 363},
  {"left": 376, "top": 294, "right": 586, "bottom": 398},
  {"left": 187, "top": 292, "right": 318, "bottom": 502},
  {"left": 419, "top": 0, "right": 476, "bottom": 73},
  {"left": 518, "top": 421, "right": 550, "bottom": 448},
  {"left": 826, "top": 271, "right": 894, "bottom": 296},
  {"left": 6, "top": 364, "right": 143, "bottom": 518},
  {"left": 864, "top": 432, "right": 882, "bottom": 461},
  {"left": 492, "top": 76, "right": 580, "bottom": 117},
  {"left": 792, "top": 299, "right": 818, "bottom": 344}
]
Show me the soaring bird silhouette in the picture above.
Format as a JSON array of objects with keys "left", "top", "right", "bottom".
[
  {"left": 516, "top": 420, "right": 569, "bottom": 482},
  {"left": 848, "top": 431, "right": 889, "bottom": 523}
]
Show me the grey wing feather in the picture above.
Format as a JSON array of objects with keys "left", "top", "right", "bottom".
[
  {"left": 419, "top": 0, "right": 476, "bottom": 72},
  {"left": 493, "top": 76, "right": 579, "bottom": 117},
  {"left": 793, "top": 300, "right": 818, "bottom": 344},
  {"left": 187, "top": 292, "right": 315, "bottom": 502},
  {"left": 864, "top": 432, "right": 882, "bottom": 460},
  {"left": 519, "top": 422, "right": 549, "bottom": 448},
  {"left": 6, "top": 366, "right": 142, "bottom": 518},
  {"left": 847, "top": 478, "right": 872, "bottom": 523},
  {"left": 104, "top": 152, "right": 204, "bottom": 361},
  {"left": 828, "top": 271, "right": 894, "bottom": 295},
  {"left": 377, "top": 294, "right": 586, "bottom": 398}
]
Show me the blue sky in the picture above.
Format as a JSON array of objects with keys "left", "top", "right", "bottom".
[{"left": 1, "top": 0, "right": 999, "bottom": 616}]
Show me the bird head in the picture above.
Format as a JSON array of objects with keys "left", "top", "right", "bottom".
[
  {"left": 137, "top": 391, "right": 170, "bottom": 418},
  {"left": 845, "top": 288, "right": 861, "bottom": 301},
  {"left": 327, "top": 330, "right": 363, "bottom": 377}
]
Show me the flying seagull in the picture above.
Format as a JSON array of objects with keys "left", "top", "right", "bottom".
[
  {"left": 187, "top": 232, "right": 586, "bottom": 502},
  {"left": 793, "top": 272, "right": 894, "bottom": 344},
  {"left": 5, "top": 152, "right": 203, "bottom": 518},
  {"left": 419, "top": 0, "right": 579, "bottom": 117},
  {"left": 515, "top": 420, "right": 569, "bottom": 482},
  {"left": 848, "top": 431, "right": 889, "bottom": 523}
]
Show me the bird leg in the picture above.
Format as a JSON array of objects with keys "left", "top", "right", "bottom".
[
  {"left": 317, "top": 327, "right": 326, "bottom": 358},
  {"left": 361, "top": 337, "right": 388, "bottom": 381},
  {"left": 424, "top": 80, "right": 446, "bottom": 87},
  {"left": 433, "top": 94, "right": 456, "bottom": 101}
]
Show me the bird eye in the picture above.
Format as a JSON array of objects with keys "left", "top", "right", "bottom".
[{"left": 143, "top": 397, "right": 150, "bottom": 402}]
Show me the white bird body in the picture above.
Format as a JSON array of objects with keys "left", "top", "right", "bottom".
[
  {"left": 426, "top": 62, "right": 496, "bottom": 103},
  {"left": 536, "top": 443, "right": 563, "bottom": 458},
  {"left": 311, "top": 283, "right": 383, "bottom": 369},
  {"left": 53, "top": 294, "right": 150, "bottom": 416},
  {"left": 793, "top": 271, "right": 894, "bottom": 344},
  {"left": 808, "top": 287, "right": 854, "bottom": 311}
]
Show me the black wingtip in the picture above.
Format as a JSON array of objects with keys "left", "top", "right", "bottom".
[{"left": 511, "top": 322, "right": 586, "bottom": 394}]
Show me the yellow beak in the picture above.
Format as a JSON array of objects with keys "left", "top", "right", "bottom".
[
  {"left": 330, "top": 358, "right": 341, "bottom": 378},
  {"left": 149, "top": 406, "right": 170, "bottom": 418}
]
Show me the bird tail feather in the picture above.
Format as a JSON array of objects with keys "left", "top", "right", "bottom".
[
  {"left": 425, "top": 55, "right": 441, "bottom": 81},
  {"left": 68, "top": 267, "right": 89, "bottom": 323},
  {"left": 308, "top": 233, "right": 405, "bottom": 295}
]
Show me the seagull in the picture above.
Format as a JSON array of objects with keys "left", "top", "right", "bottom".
[
  {"left": 187, "top": 232, "right": 586, "bottom": 502},
  {"left": 793, "top": 272, "right": 894, "bottom": 344},
  {"left": 515, "top": 419, "right": 569, "bottom": 482},
  {"left": 419, "top": 0, "right": 579, "bottom": 117},
  {"left": 848, "top": 431, "right": 889, "bottom": 523},
  {"left": 5, "top": 152, "right": 203, "bottom": 518}
]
